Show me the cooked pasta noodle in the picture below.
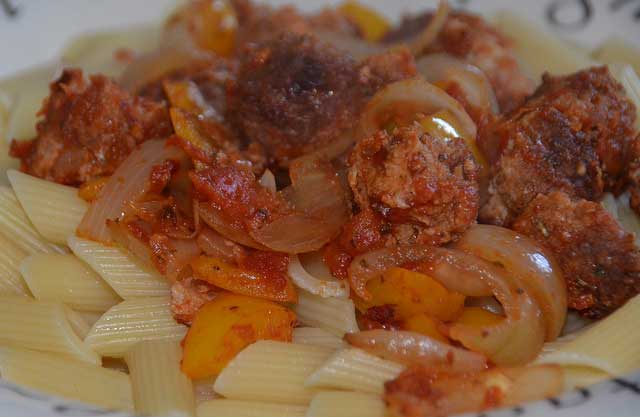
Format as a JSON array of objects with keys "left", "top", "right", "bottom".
[
  {"left": 593, "top": 37, "right": 640, "bottom": 75},
  {"left": 610, "top": 64, "right": 640, "bottom": 130},
  {"left": 125, "top": 340, "right": 195, "bottom": 417},
  {"left": 0, "top": 186, "right": 65, "bottom": 254},
  {"left": 8, "top": 169, "right": 88, "bottom": 245},
  {"left": 85, "top": 297, "right": 187, "bottom": 358},
  {"left": 307, "top": 391, "right": 389, "bottom": 417},
  {"left": 0, "top": 296, "right": 99, "bottom": 364},
  {"left": 0, "top": 231, "right": 30, "bottom": 297},
  {"left": 196, "top": 400, "right": 307, "bottom": 417},
  {"left": 214, "top": 341, "right": 333, "bottom": 405},
  {"left": 306, "top": 348, "right": 404, "bottom": 395},
  {"left": 20, "top": 253, "right": 120, "bottom": 312},
  {"left": 292, "top": 327, "right": 348, "bottom": 350},
  {"left": 0, "top": 348, "right": 133, "bottom": 411},
  {"left": 68, "top": 236, "right": 171, "bottom": 298},
  {"left": 65, "top": 308, "right": 93, "bottom": 340},
  {"left": 293, "top": 290, "right": 359, "bottom": 338}
]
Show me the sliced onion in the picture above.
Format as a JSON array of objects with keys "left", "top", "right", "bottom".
[
  {"left": 417, "top": 53, "right": 500, "bottom": 114},
  {"left": 77, "top": 140, "right": 185, "bottom": 243},
  {"left": 349, "top": 245, "right": 546, "bottom": 366},
  {"left": 250, "top": 159, "right": 349, "bottom": 253},
  {"left": 196, "top": 226, "right": 243, "bottom": 263},
  {"left": 358, "top": 78, "right": 477, "bottom": 140},
  {"left": 408, "top": 0, "right": 449, "bottom": 55},
  {"left": 198, "top": 203, "right": 268, "bottom": 250},
  {"left": 453, "top": 225, "right": 567, "bottom": 341},
  {"left": 288, "top": 255, "right": 349, "bottom": 298},
  {"left": 385, "top": 364, "right": 564, "bottom": 417},
  {"left": 258, "top": 169, "right": 276, "bottom": 193},
  {"left": 314, "top": 30, "right": 385, "bottom": 61},
  {"left": 160, "top": 237, "right": 201, "bottom": 281},
  {"left": 345, "top": 329, "right": 487, "bottom": 372}
]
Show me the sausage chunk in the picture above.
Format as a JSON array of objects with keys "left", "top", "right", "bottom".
[
  {"left": 227, "top": 32, "right": 416, "bottom": 164},
  {"left": 10, "top": 69, "right": 172, "bottom": 185},
  {"left": 480, "top": 67, "right": 637, "bottom": 226},
  {"left": 348, "top": 124, "right": 479, "bottom": 247},
  {"left": 383, "top": 11, "right": 534, "bottom": 112},
  {"left": 512, "top": 191, "right": 640, "bottom": 319}
]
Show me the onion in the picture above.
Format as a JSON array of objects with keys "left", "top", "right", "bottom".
[
  {"left": 358, "top": 78, "right": 477, "bottom": 141},
  {"left": 258, "top": 169, "right": 276, "bottom": 193},
  {"left": 417, "top": 53, "right": 500, "bottom": 114},
  {"left": 198, "top": 203, "right": 268, "bottom": 250},
  {"left": 345, "top": 330, "right": 487, "bottom": 372},
  {"left": 314, "top": 30, "right": 385, "bottom": 61},
  {"left": 408, "top": 0, "right": 449, "bottom": 55},
  {"left": 349, "top": 245, "right": 546, "bottom": 366},
  {"left": 453, "top": 225, "right": 567, "bottom": 341},
  {"left": 250, "top": 158, "right": 349, "bottom": 253},
  {"left": 160, "top": 237, "right": 201, "bottom": 281},
  {"left": 288, "top": 255, "right": 349, "bottom": 298},
  {"left": 196, "top": 227, "right": 242, "bottom": 263},
  {"left": 77, "top": 140, "right": 185, "bottom": 243},
  {"left": 385, "top": 364, "right": 564, "bottom": 417}
]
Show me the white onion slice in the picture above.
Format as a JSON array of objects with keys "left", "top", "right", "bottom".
[{"left": 288, "top": 255, "right": 349, "bottom": 299}]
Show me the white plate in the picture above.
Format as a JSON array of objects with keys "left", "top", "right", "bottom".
[{"left": 1, "top": 0, "right": 639, "bottom": 416}]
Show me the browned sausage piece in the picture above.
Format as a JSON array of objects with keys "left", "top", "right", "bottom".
[{"left": 512, "top": 191, "right": 640, "bottom": 319}]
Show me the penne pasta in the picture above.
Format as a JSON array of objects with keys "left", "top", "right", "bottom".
[
  {"left": 125, "top": 340, "right": 195, "bottom": 417},
  {"left": 293, "top": 327, "right": 347, "bottom": 350},
  {"left": 0, "top": 348, "right": 133, "bottom": 411},
  {"left": 493, "top": 12, "right": 596, "bottom": 82},
  {"left": 196, "top": 399, "right": 307, "bottom": 417},
  {"left": 0, "top": 186, "right": 65, "bottom": 255},
  {"left": 62, "top": 25, "right": 162, "bottom": 78},
  {"left": 610, "top": 64, "right": 640, "bottom": 131},
  {"left": 0, "top": 296, "right": 99, "bottom": 364},
  {"left": 0, "top": 230, "right": 30, "bottom": 297},
  {"left": 538, "top": 295, "right": 640, "bottom": 376},
  {"left": 20, "top": 253, "right": 121, "bottom": 312},
  {"left": 194, "top": 378, "right": 219, "bottom": 403},
  {"left": 8, "top": 169, "right": 88, "bottom": 245},
  {"left": 0, "top": 96, "right": 19, "bottom": 185},
  {"left": 592, "top": 36, "right": 640, "bottom": 76},
  {"left": 68, "top": 236, "right": 171, "bottom": 298},
  {"left": 293, "top": 290, "right": 359, "bottom": 338},
  {"left": 85, "top": 297, "right": 187, "bottom": 357},
  {"left": 306, "top": 348, "right": 404, "bottom": 395},
  {"left": 214, "top": 341, "right": 333, "bottom": 405},
  {"left": 307, "top": 391, "right": 390, "bottom": 417},
  {"left": 562, "top": 366, "right": 610, "bottom": 391},
  {"left": 65, "top": 308, "right": 93, "bottom": 340},
  {"left": 76, "top": 310, "right": 104, "bottom": 328}
]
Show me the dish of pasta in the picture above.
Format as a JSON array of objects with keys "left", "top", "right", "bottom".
[{"left": 0, "top": 0, "right": 640, "bottom": 416}]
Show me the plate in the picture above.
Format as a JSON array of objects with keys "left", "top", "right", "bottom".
[{"left": 0, "top": 0, "right": 639, "bottom": 416}]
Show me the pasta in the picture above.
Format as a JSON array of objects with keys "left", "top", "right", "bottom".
[
  {"left": 593, "top": 37, "right": 640, "bottom": 75},
  {"left": 85, "top": 297, "right": 187, "bottom": 357},
  {"left": 307, "top": 391, "right": 390, "bottom": 417},
  {"left": 213, "top": 341, "right": 333, "bottom": 405},
  {"left": 492, "top": 11, "right": 596, "bottom": 81},
  {"left": 0, "top": 186, "right": 65, "bottom": 255},
  {"left": 306, "top": 348, "right": 404, "bottom": 395},
  {"left": 125, "top": 340, "right": 195, "bottom": 417},
  {"left": 293, "top": 290, "right": 359, "bottom": 338},
  {"left": 538, "top": 294, "right": 640, "bottom": 375},
  {"left": 68, "top": 236, "right": 171, "bottom": 298},
  {"left": 610, "top": 64, "right": 640, "bottom": 130},
  {"left": 0, "top": 348, "right": 133, "bottom": 411},
  {"left": 20, "top": 253, "right": 120, "bottom": 312},
  {"left": 7, "top": 169, "right": 88, "bottom": 245},
  {"left": 197, "top": 400, "right": 307, "bottom": 417},
  {"left": 0, "top": 296, "right": 99, "bottom": 364},
  {"left": 292, "top": 327, "right": 348, "bottom": 350},
  {"left": 0, "top": 230, "right": 30, "bottom": 297},
  {"left": 65, "top": 308, "right": 93, "bottom": 339}
]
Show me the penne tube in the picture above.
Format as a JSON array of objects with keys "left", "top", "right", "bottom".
[
  {"left": 0, "top": 186, "right": 65, "bottom": 254},
  {"left": 65, "top": 308, "right": 93, "bottom": 340},
  {"left": 0, "top": 296, "right": 99, "bottom": 364},
  {"left": 68, "top": 236, "right": 171, "bottom": 298},
  {"left": 293, "top": 290, "right": 359, "bottom": 338},
  {"left": 306, "top": 348, "right": 404, "bottom": 395},
  {"left": 197, "top": 399, "right": 307, "bottom": 417},
  {"left": 194, "top": 378, "right": 219, "bottom": 404},
  {"left": 307, "top": 391, "right": 390, "bottom": 417},
  {"left": 293, "top": 327, "right": 347, "bottom": 350},
  {"left": 85, "top": 297, "right": 187, "bottom": 357},
  {"left": 609, "top": 64, "right": 640, "bottom": 131},
  {"left": 0, "top": 230, "right": 30, "bottom": 297},
  {"left": 592, "top": 36, "right": 640, "bottom": 76},
  {"left": 8, "top": 169, "right": 88, "bottom": 245},
  {"left": 125, "top": 340, "right": 195, "bottom": 417},
  {"left": 0, "top": 348, "right": 133, "bottom": 411},
  {"left": 214, "top": 341, "right": 333, "bottom": 405}
]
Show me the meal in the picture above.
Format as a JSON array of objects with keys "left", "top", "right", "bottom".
[{"left": 0, "top": 0, "right": 639, "bottom": 416}]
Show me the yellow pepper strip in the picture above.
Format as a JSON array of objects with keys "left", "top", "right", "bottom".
[
  {"left": 339, "top": 1, "right": 390, "bottom": 42},
  {"left": 182, "top": 293, "right": 295, "bottom": 379},
  {"left": 171, "top": 0, "right": 237, "bottom": 56},
  {"left": 453, "top": 307, "right": 504, "bottom": 327},
  {"left": 403, "top": 313, "right": 449, "bottom": 343}
]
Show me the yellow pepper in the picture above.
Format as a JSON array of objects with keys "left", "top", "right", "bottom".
[
  {"left": 403, "top": 313, "right": 449, "bottom": 343},
  {"left": 453, "top": 307, "right": 504, "bottom": 327},
  {"left": 339, "top": 1, "right": 390, "bottom": 42}
]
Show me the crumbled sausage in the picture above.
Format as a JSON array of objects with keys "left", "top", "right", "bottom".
[{"left": 512, "top": 191, "right": 640, "bottom": 319}]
